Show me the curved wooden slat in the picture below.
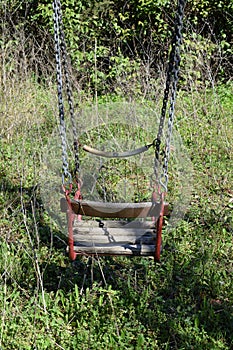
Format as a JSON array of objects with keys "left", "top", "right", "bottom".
[
  {"left": 70, "top": 199, "right": 169, "bottom": 218},
  {"left": 83, "top": 143, "right": 153, "bottom": 158}
]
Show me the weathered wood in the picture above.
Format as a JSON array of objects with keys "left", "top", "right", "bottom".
[
  {"left": 71, "top": 243, "right": 156, "bottom": 256},
  {"left": 73, "top": 219, "right": 156, "bottom": 229},
  {"left": 61, "top": 198, "right": 169, "bottom": 218},
  {"left": 73, "top": 227, "right": 155, "bottom": 245},
  {"left": 74, "top": 228, "right": 155, "bottom": 237},
  {"left": 83, "top": 143, "right": 153, "bottom": 158},
  {"left": 70, "top": 199, "right": 169, "bottom": 218},
  {"left": 75, "top": 237, "right": 155, "bottom": 245}
]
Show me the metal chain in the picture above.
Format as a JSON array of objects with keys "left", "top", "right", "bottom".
[
  {"left": 154, "top": 39, "right": 176, "bottom": 179},
  {"left": 56, "top": 0, "right": 80, "bottom": 179},
  {"left": 160, "top": 0, "right": 185, "bottom": 191},
  {"left": 53, "top": 0, "right": 71, "bottom": 184},
  {"left": 154, "top": 0, "right": 186, "bottom": 191}
]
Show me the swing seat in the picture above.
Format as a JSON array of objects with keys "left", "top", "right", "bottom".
[{"left": 61, "top": 198, "right": 168, "bottom": 258}]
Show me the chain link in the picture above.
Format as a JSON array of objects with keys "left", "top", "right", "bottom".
[
  {"left": 53, "top": 0, "right": 71, "bottom": 184},
  {"left": 154, "top": 0, "right": 186, "bottom": 192},
  {"left": 53, "top": 0, "right": 80, "bottom": 186},
  {"left": 56, "top": 0, "right": 80, "bottom": 179}
]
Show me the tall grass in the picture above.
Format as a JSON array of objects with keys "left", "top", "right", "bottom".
[{"left": 0, "top": 29, "right": 233, "bottom": 350}]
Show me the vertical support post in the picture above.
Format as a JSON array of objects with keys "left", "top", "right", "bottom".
[
  {"left": 64, "top": 183, "right": 82, "bottom": 261},
  {"left": 65, "top": 192, "right": 77, "bottom": 261},
  {"left": 155, "top": 193, "right": 165, "bottom": 262}
]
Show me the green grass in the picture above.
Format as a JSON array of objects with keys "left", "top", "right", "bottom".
[{"left": 0, "top": 74, "right": 232, "bottom": 349}]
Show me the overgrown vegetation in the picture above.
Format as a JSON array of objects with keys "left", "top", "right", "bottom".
[
  {"left": 0, "top": 1, "right": 233, "bottom": 349},
  {"left": 1, "top": 0, "right": 232, "bottom": 92}
]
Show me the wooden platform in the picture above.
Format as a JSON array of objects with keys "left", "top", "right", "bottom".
[{"left": 71, "top": 219, "right": 159, "bottom": 256}]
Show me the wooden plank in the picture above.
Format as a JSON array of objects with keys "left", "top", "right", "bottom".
[
  {"left": 70, "top": 200, "right": 169, "bottom": 218},
  {"left": 73, "top": 219, "right": 156, "bottom": 229},
  {"left": 75, "top": 237, "right": 155, "bottom": 245},
  {"left": 72, "top": 243, "right": 156, "bottom": 256},
  {"left": 73, "top": 227, "right": 156, "bottom": 245},
  {"left": 74, "top": 228, "right": 155, "bottom": 237}
]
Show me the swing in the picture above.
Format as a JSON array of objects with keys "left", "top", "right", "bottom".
[{"left": 53, "top": 0, "right": 185, "bottom": 262}]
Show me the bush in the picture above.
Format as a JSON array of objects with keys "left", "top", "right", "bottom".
[{"left": 1, "top": 0, "right": 232, "bottom": 93}]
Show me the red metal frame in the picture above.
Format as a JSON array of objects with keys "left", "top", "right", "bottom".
[
  {"left": 64, "top": 183, "right": 82, "bottom": 261},
  {"left": 154, "top": 192, "right": 165, "bottom": 262}
]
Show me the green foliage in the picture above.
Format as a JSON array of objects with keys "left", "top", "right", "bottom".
[
  {"left": 1, "top": 0, "right": 232, "bottom": 92},
  {"left": 1, "top": 73, "right": 233, "bottom": 348}
]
